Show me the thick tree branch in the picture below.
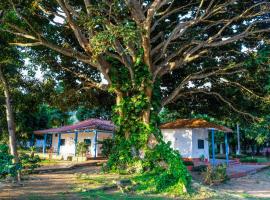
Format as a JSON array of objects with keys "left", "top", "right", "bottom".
[
  {"left": 56, "top": 0, "right": 90, "bottom": 53},
  {"left": 176, "top": 90, "right": 259, "bottom": 121},
  {"left": 161, "top": 63, "right": 246, "bottom": 106}
]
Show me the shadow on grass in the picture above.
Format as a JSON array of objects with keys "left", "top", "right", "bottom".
[{"left": 78, "top": 190, "right": 172, "bottom": 200}]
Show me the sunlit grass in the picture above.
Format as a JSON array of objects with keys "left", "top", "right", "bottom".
[{"left": 74, "top": 172, "right": 243, "bottom": 200}]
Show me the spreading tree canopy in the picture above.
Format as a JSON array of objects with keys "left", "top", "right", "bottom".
[{"left": 1, "top": 0, "right": 270, "bottom": 192}]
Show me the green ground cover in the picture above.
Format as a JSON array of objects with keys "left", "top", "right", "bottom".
[
  {"left": 39, "top": 159, "right": 71, "bottom": 166},
  {"left": 74, "top": 172, "right": 240, "bottom": 200}
]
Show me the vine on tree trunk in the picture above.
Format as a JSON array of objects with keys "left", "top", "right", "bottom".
[{"left": 105, "top": 52, "right": 191, "bottom": 193}]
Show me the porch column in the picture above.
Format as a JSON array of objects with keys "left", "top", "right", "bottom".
[
  {"left": 236, "top": 123, "right": 241, "bottom": 155},
  {"left": 74, "top": 131, "right": 78, "bottom": 155},
  {"left": 211, "top": 129, "right": 216, "bottom": 166},
  {"left": 43, "top": 134, "right": 47, "bottom": 154},
  {"left": 225, "top": 133, "right": 229, "bottom": 165},
  {"left": 93, "top": 130, "right": 98, "bottom": 158},
  {"left": 57, "top": 133, "right": 61, "bottom": 155},
  {"left": 220, "top": 143, "right": 224, "bottom": 154},
  {"left": 31, "top": 133, "right": 35, "bottom": 147}
]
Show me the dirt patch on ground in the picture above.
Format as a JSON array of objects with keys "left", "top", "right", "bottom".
[
  {"left": 1, "top": 166, "right": 270, "bottom": 200},
  {"left": 0, "top": 166, "right": 101, "bottom": 200},
  {"left": 214, "top": 168, "right": 270, "bottom": 198}
]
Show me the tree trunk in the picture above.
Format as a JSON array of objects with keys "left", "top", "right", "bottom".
[
  {"left": 0, "top": 67, "right": 21, "bottom": 182},
  {"left": 107, "top": 69, "right": 190, "bottom": 193}
]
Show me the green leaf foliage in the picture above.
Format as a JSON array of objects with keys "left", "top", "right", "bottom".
[{"left": 0, "top": 144, "right": 20, "bottom": 179}]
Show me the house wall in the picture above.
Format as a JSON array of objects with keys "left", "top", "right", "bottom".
[
  {"left": 191, "top": 128, "right": 209, "bottom": 160},
  {"left": 161, "top": 128, "right": 209, "bottom": 160},
  {"left": 51, "top": 131, "right": 113, "bottom": 157},
  {"left": 161, "top": 129, "right": 193, "bottom": 158}
]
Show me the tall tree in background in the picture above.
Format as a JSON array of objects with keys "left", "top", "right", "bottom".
[
  {"left": 1, "top": 0, "right": 270, "bottom": 191},
  {"left": 0, "top": 35, "right": 22, "bottom": 182}
]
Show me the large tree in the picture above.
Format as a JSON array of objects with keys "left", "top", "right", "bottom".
[
  {"left": 0, "top": 33, "right": 23, "bottom": 181},
  {"left": 1, "top": 0, "right": 270, "bottom": 192}
]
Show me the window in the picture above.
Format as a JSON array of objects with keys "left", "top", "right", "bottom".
[
  {"left": 84, "top": 139, "right": 91, "bottom": 146},
  {"left": 198, "top": 139, "right": 204, "bottom": 149},
  {"left": 60, "top": 139, "right": 65, "bottom": 146}
]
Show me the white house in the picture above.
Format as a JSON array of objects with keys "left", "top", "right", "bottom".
[
  {"left": 33, "top": 119, "right": 114, "bottom": 160},
  {"left": 160, "top": 119, "right": 233, "bottom": 163},
  {"left": 33, "top": 118, "right": 232, "bottom": 165}
]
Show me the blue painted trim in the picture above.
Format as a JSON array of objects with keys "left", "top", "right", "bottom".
[
  {"left": 31, "top": 133, "right": 35, "bottom": 147},
  {"left": 225, "top": 133, "right": 229, "bottom": 165},
  {"left": 93, "top": 130, "right": 98, "bottom": 158},
  {"left": 43, "top": 134, "right": 47, "bottom": 154},
  {"left": 211, "top": 129, "right": 215, "bottom": 166},
  {"left": 57, "top": 133, "right": 61, "bottom": 155},
  {"left": 74, "top": 131, "right": 78, "bottom": 155}
]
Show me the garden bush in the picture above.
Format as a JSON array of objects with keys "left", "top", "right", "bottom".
[
  {"left": 19, "top": 153, "right": 41, "bottom": 174},
  {"left": 99, "top": 138, "right": 114, "bottom": 158},
  {"left": 232, "top": 154, "right": 247, "bottom": 159},
  {"left": 203, "top": 164, "right": 228, "bottom": 185},
  {"left": 192, "top": 165, "right": 207, "bottom": 172},
  {"left": 183, "top": 160, "right": 194, "bottom": 166},
  {"left": 0, "top": 144, "right": 19, "bottom": 179},
  {"left": 76, "top": 142, "right": 88, "bottom": 156},
  {"left": 240, "top": 157, "right": 258, "bottom": 163}
]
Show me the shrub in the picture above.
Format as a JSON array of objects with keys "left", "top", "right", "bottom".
[
  {"left": 232, "top": 154, "right": 247, "bottom": 159},
  {"left": 76, "top": 142, "right": 88, "bottom": 156},
  {"left": 203, "top": 164, "right": 228, "bottom": 185},
  {"left": 0, "top": 144, "right": 19, "bottom": 179},
  {"left": 20, "top": 153, "right": 41, "bottom": 174},
  {"left": 192, "top": 165, "right": 207, "bottom": 172},
  {"left": 99, "top": 138, "right": 114, "bottom": 158},
  {"left": 183, "top": 160, "right": 194, "bottom": 166},
  {"left": 240, "top": 157, "right": 258, "bottom": 163}
]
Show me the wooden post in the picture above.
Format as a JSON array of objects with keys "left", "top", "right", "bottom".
[
  {"left": 57, "top": 133, "right": 61, "bottom": 155},
  {"left": 211, "top": 129, "right": 216, "bottom": 166},
  {"left": 237, "top": 123, "right": 241, "bottom": 155},
  {"left": 43, "top": 134, "right": 47, "bottom": 154},
  {"left": 74, "top": 131, "right": 78, "bottom": 155},
  {"left": 225, "top": 133, "right": 229, "bottom": 165},
  {"left": 94, "top": 130, "right": 98, "bottom": 158}
]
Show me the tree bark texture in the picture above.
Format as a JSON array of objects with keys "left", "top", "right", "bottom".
[{"left": 0, "top": 67, "right": 21, "bottom": 182}]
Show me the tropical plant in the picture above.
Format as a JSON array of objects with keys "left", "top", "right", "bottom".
[
  {"left": 203, "top": 164, "right": 228, "bottom": 185},
  {"left": 99, "top": 138, "right": 114, "bottom": 158},
  {"left": 0, "top": 144, "right": 20, "bottom": 179},
  {"left": 76, "top": 142, "right": 88, "bottom": 157},
  {"left": 19, "top": 153, "right": 41, "bottom": 174}
]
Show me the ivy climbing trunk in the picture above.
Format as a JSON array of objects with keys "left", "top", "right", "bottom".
[
  {"left": 0, "top": 66, "right": 21, "bottom": 182},
  {"left": 106, "top": 59, "right": 191, "bottom": 193}
]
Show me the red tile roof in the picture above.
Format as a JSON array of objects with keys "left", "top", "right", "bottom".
[
  {"left": 34, "top": 118, "right": 115, "bottom": 134},
  {"left": 160, "top": 118, "right": 233, "bottom": 132}
]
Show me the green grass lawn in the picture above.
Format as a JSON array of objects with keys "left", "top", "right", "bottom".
[
  {"left": 39, "top": 159, "right": 72, "bottom": 166},
  {"left": 73, "top": 172, "right": 244, "bottom": 200},
  {"left": 214, "top": 154, "right": 270, "bottom": 163},
  {"left": 253, "top": 156, "right": 270, "bottom": 163},
  {"left": 240, "top": 156, "right": 270, "bottom": 163}
]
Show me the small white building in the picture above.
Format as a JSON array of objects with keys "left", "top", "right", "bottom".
[
  {"left": 160, "top": 119, "right": 232, "bottom": 162},
  {"left": 33, "top": 119, "right": 114, "bottom": 159}
]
